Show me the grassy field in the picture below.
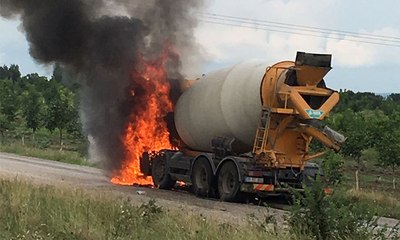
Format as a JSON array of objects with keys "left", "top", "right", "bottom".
[
  {"left": 0, "top": 144, "right": 88, "bottom": 166},
  {"left": 0, "top": 178, "right": 392, "bottom": 240},
  {"left": 0, "top": 128, "right": 89, "bottom": 166},
  {"left": 0, "top": 179, "right": 289, "bottom": 240},
  {"left": 340, "top": 157, "right": 400, "bottom": 219}
]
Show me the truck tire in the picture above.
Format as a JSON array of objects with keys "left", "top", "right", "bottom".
[
  {"left": 152, "top": 155, "right": 175, "bottom": 190},
  {"left": 192, "top": 158, "right": 213, "bottom": 197},
  {"left": 218, "top": 161, "right": 241, "bottom": 202}
]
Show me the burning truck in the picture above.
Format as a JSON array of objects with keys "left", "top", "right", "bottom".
[
  {"left": 112, "top": 51, "right": 345, "bottom": 202},
  {"left": 0, "top": 0, "right": 343, "bottom": 201}
]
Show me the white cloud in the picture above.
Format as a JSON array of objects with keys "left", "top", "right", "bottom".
[
  {"left": 366, "top": 27, "right": 400, "bottom": 65},
  {"left": 326, "top": 34, "right": 377, "bottom": 67},
  {"left": 196, "top": 0, "right": 337, "bottom": 66},
  {"left": 0, "top": 19, "right": 25, "bottom": 45},
  {"left": 196, "top": 1, "right": 400, "bottom": 70},
  {"left": 195, "top": 22, "right": 328, "bottom": 66},
  {"left": 325, "top": 27, "right": 400, "bottom": 67},
  {"left": 195, "top": 23, "right": 269, "bottom": 62}
]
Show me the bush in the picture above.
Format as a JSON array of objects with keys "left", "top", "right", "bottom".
[
  {"left": 360, "top": 148, "right": 379, "bottom": 164},
  {"left": 321, "top": 152, "right": 344, "bottom": 185},
  {"left": 288, "top": 178, "right": 379, "bottom": 240}
]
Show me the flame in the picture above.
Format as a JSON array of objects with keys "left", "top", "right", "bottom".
[
  {"left": 111, "top": 47, "right": 174, "bottom": 186},
  {"left": 176, "top": 181, "right": 186, "bottom": 187}
]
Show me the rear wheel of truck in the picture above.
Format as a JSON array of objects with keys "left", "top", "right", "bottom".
[
  {"left": 192, "top": 158, "right": 213, "bottom": 197},
  {"left": 218, "top": 161, "right": 241, "bottom": 202},
  {"left": 152, "top": 155, "right": 175, "bottom": 190}
]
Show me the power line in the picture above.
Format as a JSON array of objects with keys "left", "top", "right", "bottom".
[
  {"left": 106, "top": 3, "right": 400, "bottom": 48},
  {"left": 200, "top": 12, "right": 400, "bottom": 42},
  {"left": 199, "top": 13, "right": 400, "bottom": 44},
  {"left": 201, "top": 19, "right": 400, "bottom": 48}
]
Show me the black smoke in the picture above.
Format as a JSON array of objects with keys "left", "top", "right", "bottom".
[{"left": 0, "top": 0, "right": 205, "bottom": 173}]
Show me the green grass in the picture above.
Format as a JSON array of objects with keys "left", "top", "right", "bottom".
[
  {"left": 345, "top": 188, "right": 400, "bottom": 219},
  {"left": 336, "top": 157, "right": 400, "bottom": 219},
  {"left": 0, "top": 178, "right": 290, "bottom": 240},
  {"left": 0, "top": 143, "right": 88, "bottom": 166}
]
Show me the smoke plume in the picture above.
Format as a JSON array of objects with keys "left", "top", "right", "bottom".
[{"left": 0, "top": 0, "right": 205, "bottom": 173}]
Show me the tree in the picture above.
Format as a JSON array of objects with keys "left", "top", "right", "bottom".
[
  {"left": 8, "top": 64, "right": 21, "bottom": 83},
  {"left": 0, "top": 65, "right": 9, "bottom": 80},
  {"left": 65, "top": 96, "right": 83, "bottom": 139},
  {"left": 339, "top": 110, "right": 371, "bottom": 190},
  {"left": 44, "top": 81, "right": 76, "bottom": 150},
  {"left": 340, "top": 111, "right": 367, "bottom": 159},
  {"left": 335, "top": 91, "right": 384, "bottom": 113},
  {"left": 0, "top": 112, "right": 11, "bottom": 143},
  {"left": 321, "top": 151, "right": 344, "bottom": 186},
  {"left": 0, "top": 79, "right": 19, "bottom": 128},
  {"left": 388, "top": 93, "right": 400, "bottom": 103},
  {"left": 52, "top": 63, "right": 63, "bottom": 83},
  {"left": 20, "top": 73, "right": 49, "bottom": 93},
  {"left": 0, "top": 64, "right": 21, "bottom": 83},
  {"left": 376, "top": 120, "right": 400, "bottom": 189},
  {"left": 21, "top": 85, "right": 45, "bottom": 141}
]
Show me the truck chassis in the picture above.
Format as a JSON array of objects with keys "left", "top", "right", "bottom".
[{"left": 141, "top": 147, "right": 320, "bottom": 202}]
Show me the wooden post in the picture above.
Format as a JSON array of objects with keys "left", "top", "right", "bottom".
[
  {"left": 393, "top": 167, "right": 396, "bottom": 190},
  {"left": 355, "top": 169, "right": 359, "bottom": 191},
  {"left": 59, "top": 128, "right": 63, "bottom": 151}
]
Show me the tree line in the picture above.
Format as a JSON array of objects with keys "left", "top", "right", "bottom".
[
  {"left": 325, "top": 90, "right": 400, "bottom": 189},
  {"left": 0, "top": 64, "right": 399, "bottom": 180},
  {"left": 0, "top": 64, "right": 81, "bottom": 150}
]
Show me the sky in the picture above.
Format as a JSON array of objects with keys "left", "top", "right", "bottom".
[{"left": 1, "top": 0, "right": 400, "bottom": 93}]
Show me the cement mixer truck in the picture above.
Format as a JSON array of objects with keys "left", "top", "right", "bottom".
[{"left": 141, "top": 52, "right": 345, "bottom": 201}]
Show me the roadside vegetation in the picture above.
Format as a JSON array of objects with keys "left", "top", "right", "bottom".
[
  {"left": 0, "top": 179, "right": 290, "bottom": 240},
  {"left": 289, "top": 179, "right": 399, "bottom": 240},
  {"left": 0, "top": 64, "right": 88, "bottom": 164},
  {"left": 1, "top": 178, "right": 397, "bottom": 240},
  {"left": 0, "top": 144, "right": 87, "bottom": 166},
  {"left": 310, "top": 91, "right": 400, "bottom": 219}
]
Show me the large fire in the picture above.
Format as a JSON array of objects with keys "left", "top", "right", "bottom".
[{"left": 111, "top": 48, "right": 174, "bottom": 186}]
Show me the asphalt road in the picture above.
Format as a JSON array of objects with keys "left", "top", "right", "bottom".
[{"left": 0, "top": 152, "right": 398, "bottom": 232}]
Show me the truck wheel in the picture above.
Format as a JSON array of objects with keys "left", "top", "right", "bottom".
[
  {"left": 192, "top": 158, "right": 213, "bottom": 197},
  {"left": 152, "top": 155, "right": 175, "bottom": 189},
  {"left": 218, "top": 161, "right": 241, "bottom": 202}
]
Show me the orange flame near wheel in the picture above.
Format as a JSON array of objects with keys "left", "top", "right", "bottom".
[{"left": 111, "top": 48, "right": 174, "bottom": 186}]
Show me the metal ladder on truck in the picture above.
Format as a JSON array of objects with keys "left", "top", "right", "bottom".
[{"left": 253, "top": 107, "right": 272, "bottom": 154}]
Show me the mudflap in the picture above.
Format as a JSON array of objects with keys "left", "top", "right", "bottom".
[{"left": 140, "top": 152, "right": 151, "bottom": 176}]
